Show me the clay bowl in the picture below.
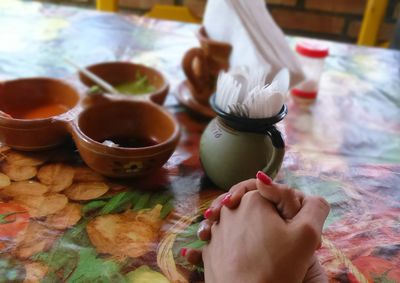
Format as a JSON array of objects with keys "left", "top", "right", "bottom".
[
  {"left": 70, "top": 97, "right": 180, "bottom": 178},
  {"left": 78, "top": 61, "right": 169, "bottom": 105},
  {"left": 0, "top": 78, "right": 80, "bottom": 151}
]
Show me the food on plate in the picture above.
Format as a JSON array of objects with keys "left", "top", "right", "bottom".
[
  {"left": 0, "top": 145, "right": 10, "bottom": 154},
  {"left": 44, "top": 203, "right": 82, "bottom": 230},
  {"left": 0, "top": 181, "right": 48, "bottom": 197},
  {"left": 86, "top": 205, "right": 163, "bottom": 258},
  {"left": 14, "top": 222, "right": 59, "bottom": 259},
  {"left": 1, "top": 162, "right": 37, "bottom": 181},
  {"left": 5, "top": 151, "right": 47, "bottom": 167},
  {"left": 0, "top": 173, "right": 11, "bottom": 188},
  {"left": 37, "top": 163, "right": 75, "bottom": 192},
  {"left": 63, "top": 182, "right": 109, "bottom": 201},
  {"left": 13, "top": 194, "right": 68, "bottom": 217}
]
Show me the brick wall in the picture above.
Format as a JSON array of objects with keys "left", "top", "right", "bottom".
[
  {"left": 266, "top": 0, "right": 400, "bottom": 43},
  {"left": 42, "top": 0, "right": 400, "bottom": 44},
  {"left": 119, "top": 0, "right": 400, "bottom": 44}
]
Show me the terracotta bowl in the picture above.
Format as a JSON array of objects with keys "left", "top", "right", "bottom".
[
  {"left": 70, "top": 98, "right": 180, "bottom": 178},
  {"left": 78, "top": 61, "right": 169, "bottom": 105},
  {"left": 0, "top": 78, "right": 80, "bottom": 151}
]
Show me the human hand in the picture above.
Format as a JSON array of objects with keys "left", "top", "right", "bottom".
[{"left": 182, "top": 172, "right": 330, "bottom": 283}]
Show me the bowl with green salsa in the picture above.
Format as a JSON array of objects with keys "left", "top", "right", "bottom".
[{"left": 78, "top": 61, "right": 169, "bottom": 105}]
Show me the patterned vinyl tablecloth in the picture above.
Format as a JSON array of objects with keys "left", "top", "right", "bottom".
[{"left": 0, "top": 1, "right": 399, "bottom": 282}]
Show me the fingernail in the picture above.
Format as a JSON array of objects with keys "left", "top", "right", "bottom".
[
  {"left": 316, "top": 242, "right": 322, "bottom": 250},
  {"left": 181, "top": 248, "right": 187, "bottom": 257},
  {"left": 221, "top": 194, "right": 231, "bottom": 206},
  {"left": 197, "top": 224, "right": 209, "bottom": 241},
  {"left": 256, "top": 171, "right": 272, "bottom": 185},
  {"left": 204, "top": 208, "right": 212, "bottom": 219}
]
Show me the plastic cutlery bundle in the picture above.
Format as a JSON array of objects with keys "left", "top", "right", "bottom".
[
  {"left": 203, "top": 0, "right": 305, "bottom": 87},
  {"left": 215, "top": 67, "right": 289, "bottom": 119}
]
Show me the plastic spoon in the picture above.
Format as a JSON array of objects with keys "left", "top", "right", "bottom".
[{"left": 65, "top": 59, "right": 119, "bottom": 95}]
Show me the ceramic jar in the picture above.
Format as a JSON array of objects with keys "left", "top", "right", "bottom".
[
  {"left": 200, "top": 96, "right": 287, "bottom": 190},
  {"left": 182, "top": 26, "right": 232, "bottom": 105}
]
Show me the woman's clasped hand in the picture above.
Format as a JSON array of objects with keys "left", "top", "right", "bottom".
[{"left": 182, "top": 171, "right": 330, "bottom": 283}]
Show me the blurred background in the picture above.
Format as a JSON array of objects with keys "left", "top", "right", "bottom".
[{"left": 35, "top": 0, "right": 400, "bottom": 47}]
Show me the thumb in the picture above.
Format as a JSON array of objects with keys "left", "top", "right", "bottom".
[
  {"left": 255, "top": 175, "right": 304, "bottom": 219},
  {"left": 292, "top": 196, "right": 330, "bottom": 250}
]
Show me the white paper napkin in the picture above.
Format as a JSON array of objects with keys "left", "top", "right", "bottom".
[{"left": 203, "top": 0, "right": 304, "bottom": 87}]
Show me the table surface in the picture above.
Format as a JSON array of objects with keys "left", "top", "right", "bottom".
[{"left": 0, "top": 1, "right": 400, "bottom": 282}]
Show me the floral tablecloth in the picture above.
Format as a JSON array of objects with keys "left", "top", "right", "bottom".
[{"left": 0, "top": 1, "right": 399, "bottom": 282}]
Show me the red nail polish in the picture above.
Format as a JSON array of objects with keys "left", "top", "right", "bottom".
[
  {"left": 204, "top": 208, "right": 212, "bottom": 219},
  {"left": 181, "top": 248, "right": 187, "bottom": 257},
  {"left": 221, "top": 194, "right": 231, "bottom": 206},
  {"left": 256, "top": 171, "right": 272, "bottom": 185}
]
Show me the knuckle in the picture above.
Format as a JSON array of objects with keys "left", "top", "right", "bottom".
[
  {"left": 282, "top": 187, "right": 297, "bottom": 201},
  {"left": 230, "top": 178, "right": 256, "bottom": 193},
  {"left": 287, "top": 188, "right": 297, "bottom": 198},
  {"left": 279, "top": 184, "right": 291, "bottom": 190},
  {"left": 299, "top": 222, "right": 320, "bottom": 243},
  {"left": 311, "top": 196, "right": 331, "bottom": 213},
  {"left": 229, "top": 182, "right": 244, "bottom": 193},
  {"left": 212, "top": 193, "right": 226, "bottom": 207},
  {"left": 241, "top": 190, "right": 258, "bottom": 204},
  {"left": 294, "top": 189, "right": 305, "bottom": 198}
]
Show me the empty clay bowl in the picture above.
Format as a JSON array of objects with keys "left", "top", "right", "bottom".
[
  {"left": 0, "top": 78, "right": 80, "bottom": 151},
  {"left": 79, "top": 61, "right": 169, "bottom": 105},
  {"left": 70, "top": 98, "right": 180, "bottom": 178}
]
